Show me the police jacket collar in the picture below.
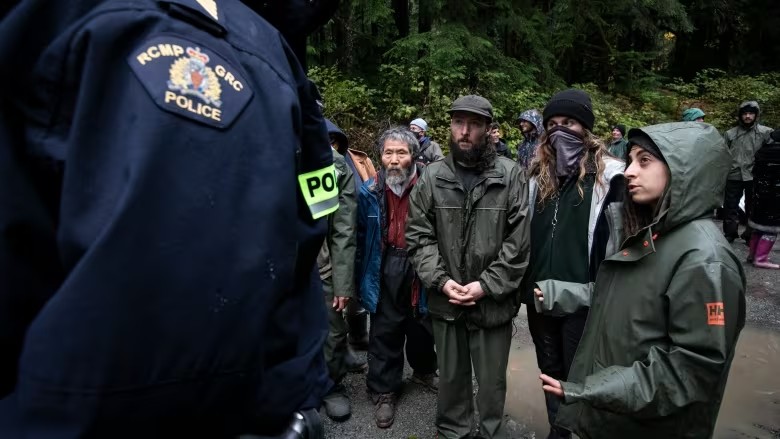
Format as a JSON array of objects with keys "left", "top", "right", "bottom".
[{"left": 160, "top": 0, "right": 226, "bottom": 35}]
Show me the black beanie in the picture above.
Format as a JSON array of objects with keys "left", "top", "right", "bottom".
[
  {"left": 627, "top": 129, "right": 666, "bottom": 163},
  {"left": 543, "top": 89, "right": 595, "bottom": 131},
  {"left": 612, "top": 124, "right": 626, "bottom": 137}
]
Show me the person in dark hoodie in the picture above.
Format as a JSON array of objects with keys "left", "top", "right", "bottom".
[
  {"left": 490, "top": 122, "right": 512, "bottom": 159},
  {"left": 0, "top": 0, "right": 337, "bottom": 437},
  {"left": 722, "top": 101, "right": 773, "bottom": 243},
  {"left": 536, "top": 122, "right": 746, "bottom": 439},
  {"left": 746, "top": 129, "right": 780, "bottom": 269},
  {"left": 515, "top": 109, "right": 544, "bottom": 169},
  {"left": 325, "top": 119, "right": 373, "bottom": 362},
  {"left": 316, "top": 145, "right": 358, "bottom": 422}
]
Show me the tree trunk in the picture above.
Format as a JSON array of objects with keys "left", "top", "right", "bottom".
[{"left": 393, "top": 0, "right": 409, "bottom": 38}]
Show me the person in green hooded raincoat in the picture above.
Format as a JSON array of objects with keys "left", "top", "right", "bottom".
[{"left": 534, "top": 122, "right": 746, "bottom": 439}]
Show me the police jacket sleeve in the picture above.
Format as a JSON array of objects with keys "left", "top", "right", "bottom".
[
  {"left": 478, "top": 165, "right": 531, "bottom": 299},
  {"left": 534, "top": 280, "right": 593, "bottom": 316},
  {"left": 329, "top": 157, "right": 357, "bottom": 298},
  {"left": 561, "top": 261, "right": 745, "bottom": 418},
  {"left": 406, "top": 168, "right": 451, "bottom": 291}
]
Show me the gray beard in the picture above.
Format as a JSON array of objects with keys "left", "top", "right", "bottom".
[{"left": 386, "top": 165, "right": 414, "bottom": 196}]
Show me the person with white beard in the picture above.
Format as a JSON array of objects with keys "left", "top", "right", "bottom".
[{"left": 356, "top": 127, "right": 439, "bottom": 429}]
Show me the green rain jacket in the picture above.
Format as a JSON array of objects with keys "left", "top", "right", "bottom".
[
  {"left": 406, "top": 155, "right": 530, "bottom": 328},
  {"left": 537, "top": 123, "right": 746, "bottom": 438},
  {"left": 723, "top": 101, "right": 773, "bottom": 181},
  {"left": 317, "top": 149, "right": 357, "bottom": 298}
]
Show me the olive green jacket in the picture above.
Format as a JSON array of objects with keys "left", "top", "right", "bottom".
[
  {"left": 539, "top": 123, "right": 746, "bottom": 438},
  {"left": 724, "top": 101, "right": 773, "bottom": 181},
  {"left": 317, "top": 150, "right": 356, "bottom": 297},
  {"left": 406, "top": 155, "right": 530, "bottom": 328}
]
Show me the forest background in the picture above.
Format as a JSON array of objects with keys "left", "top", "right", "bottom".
[{"left": 305, "top": 0, "right": 780, "bottom": 157}]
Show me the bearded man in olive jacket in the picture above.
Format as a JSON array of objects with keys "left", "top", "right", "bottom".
[{"left": 406, "top": 95, "right": 531, "bottom": 439}]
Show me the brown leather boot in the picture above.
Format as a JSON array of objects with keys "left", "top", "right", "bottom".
[{"left": 371, "top": 392, "right": 396, "bottom": 428}]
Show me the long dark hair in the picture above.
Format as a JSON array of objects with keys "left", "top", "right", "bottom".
[{"left": 622, "top": 199, "right": 655, "bottom": 241}]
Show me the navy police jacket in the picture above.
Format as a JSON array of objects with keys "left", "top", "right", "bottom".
[{"left": 0, "top": 0, "right": 334, "bottom": 437}]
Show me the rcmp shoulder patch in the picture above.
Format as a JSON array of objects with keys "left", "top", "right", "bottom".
[{"left": 128, "top": 36, "right": 252, "bottom": 128}]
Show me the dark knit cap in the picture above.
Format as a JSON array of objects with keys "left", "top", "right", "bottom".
[
  {"left": 612, "top": 124, "right": 627, "bottom": 136},
  {"left": 627, "top": 128, "right": 666, "bottom": 163},
  {"left": 543, "top": 89, "right": 595, "bottom": 131}
]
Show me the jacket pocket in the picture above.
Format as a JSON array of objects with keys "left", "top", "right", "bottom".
[{"left": 466, "top": 295, "right": 519, "bottom": 328}]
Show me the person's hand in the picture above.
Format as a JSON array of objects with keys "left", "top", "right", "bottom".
[
  {"left": 457, "top": 281, "right": 486, "bottom": 306},
  {"left": 540, "top": 374, "right": 564, "bottom": 398},
  {"left": 534, "top": 288, "right": 544, "bottom": 303},
  {"left": 442, "top": 279, "right": 470, "bottom": 305},
  {"left": 332, "top": 296, "right": 349, "bottom": 312}
]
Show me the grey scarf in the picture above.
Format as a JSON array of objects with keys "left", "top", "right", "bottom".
[{"left": 548, "top": 127, "right": 585, "bottom": 177}]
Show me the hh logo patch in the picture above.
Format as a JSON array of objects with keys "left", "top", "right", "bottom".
[
  {"left": 706, "top": 302, "right": 725, "bottom": 326},
  {"left": 128, "top": 36, "right": 252, "bottom": 128}
]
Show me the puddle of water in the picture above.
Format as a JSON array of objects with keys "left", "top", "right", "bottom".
[
  {"left": 715, "top": 326, "right": 780, "bottom": 438},
  {"left": 505, "top": 344, "right": 550, "bottom": 435},
  {"left": 505, "top": 326, "right": 780, "bottom": 438}
]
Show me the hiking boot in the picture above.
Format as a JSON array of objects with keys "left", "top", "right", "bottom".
[
  {"left": 322, "top": 385, "right": 351, "bottom": 422},
  {"left": 410, "top": 371, "right": 438, "bottom": 392},
  {"left": 345, "top": 348, "right": 368, "bottom": 373},
  {"left": 371, "top": 392, "right": 396, "bottom": 428}
]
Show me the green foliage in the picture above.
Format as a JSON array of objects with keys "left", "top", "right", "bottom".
[
  {"left": 307, "top": 66, "right": 377, "bottom": 129},
  {"left": 305, "top": 0, "right": 780, "bottom": 159},
  {"left": 311, "top": 63, "right": 780, "bottom": 156},
  {"left": 669, "top": 69, "right": 780, "bottom": 130}
]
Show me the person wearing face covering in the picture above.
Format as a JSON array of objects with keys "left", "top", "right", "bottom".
[{"left": 520, "top": 89, "right": 626, "bottom": 439}]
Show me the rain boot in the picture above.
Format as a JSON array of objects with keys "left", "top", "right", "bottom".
[
  {"left": 747, "top": 232, "right": 760, "bottom": 263},
  {"left": 753, "top": 234, "right": 780, "bottom": 269}
]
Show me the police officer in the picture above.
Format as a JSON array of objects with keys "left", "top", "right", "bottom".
[{"left": 0, "top": 0, "right": 337, "bottom": 437}]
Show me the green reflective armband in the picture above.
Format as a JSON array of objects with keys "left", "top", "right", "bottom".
[{"left": 298, "top": 164, "right": 339, "bottom": 220}]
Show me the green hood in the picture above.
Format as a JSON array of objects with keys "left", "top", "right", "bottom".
[
  {"left": 739, "top": 100, "right": 761, "bottom": 118},
  {"left": 628, "top": 123, "right": 731, "bottom": 231},
  {"left": 681, "top": 108, "right": 705, "bottom": 121}
]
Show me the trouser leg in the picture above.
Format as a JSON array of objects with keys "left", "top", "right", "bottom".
[
  {"left": 366, "top": 299, "right": 406, "bottom": 394},
  {"left": 322, "top": 277, "right": 348, "bottom": 385},
  {"left": 432, "top": 318, "right": 474, "bottom": 439},
  {"left": 723, "top": 180, "right": 743, "bottom": 240},
  {"left": 366, "top": 250, "right": 414, "bottom": 395},
  {"left": 527, "top": 305, "right": 565, "bottom": 428},
  {"left": 470, "top": 322, "right": 512, "bottom": 439},
  {"left": 742, "top": 181, "right": 755, "bottom": 240},
  {"left": 405, "top": 315, "right": 438, "bottom": 375},
  {"left": 345, "top": 300, "right": 369, "bottom": 350},
  {"left": 561, "top": 311, "right": 588, "bottom": 378}
]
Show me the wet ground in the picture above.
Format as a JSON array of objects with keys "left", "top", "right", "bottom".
[{"left": 324, "top": 225, "right": 780, "bottom": 438}]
